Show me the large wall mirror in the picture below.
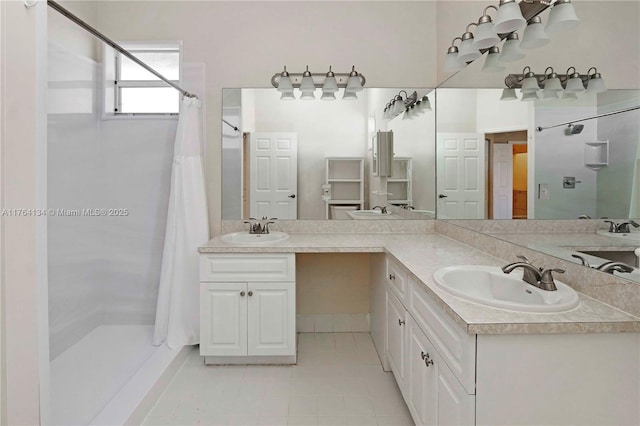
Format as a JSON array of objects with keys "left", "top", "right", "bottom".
[
  {"left": 221, "top": 87, "right": 436, "bottom": 220},
  {"left": 434, "top": 0, "right": 640, "bottom": 285}
]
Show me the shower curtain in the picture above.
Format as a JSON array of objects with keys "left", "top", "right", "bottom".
[{"left": 153, "top": 96, "right": 209, "bottom": 349}]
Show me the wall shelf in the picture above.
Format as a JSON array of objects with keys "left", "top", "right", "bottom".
[
  {"left": 585, "top": 140, "right": 609, "bottom": 171},
  {"left": 325, "top": 157, "right": 365, "bottom": 219}
]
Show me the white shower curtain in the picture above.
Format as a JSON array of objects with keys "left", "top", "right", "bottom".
[{"left": 153, "top": 96, "right": 209, "bottom": 349}]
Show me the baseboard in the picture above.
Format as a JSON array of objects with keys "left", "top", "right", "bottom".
[{"left": 204, "top": 355, "right": 296, "bottom": 365}]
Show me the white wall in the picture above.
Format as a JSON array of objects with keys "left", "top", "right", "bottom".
[
  {"left": 93, "top": 0, "right": 439, "bottom": 233},
  {"left": 596, "top": 90, "right": 640, "bottom": 218},
  {"left": 533, "top": 100, "right": 599, "bottom": 219},
  {"left": 435, "top": 89, "right": 477, "bottom": 133},
  {"left": 476, "top": 89, "right": 531, "bottom": 133},
  {"left": 1, "top": 2, "right": 48, "bottom": 424}
]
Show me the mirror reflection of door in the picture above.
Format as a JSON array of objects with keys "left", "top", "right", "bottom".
[
  {"left": 436, "top": 133, "right": 485, "bottom": 219},
  {"left": 487, "top": 131, "right": 528, "bottom": 219},
  {"left": 245, "top": 132, "right": 298, "bottom": 219}
]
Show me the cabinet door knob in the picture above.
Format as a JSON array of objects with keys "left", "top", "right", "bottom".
[
  {"left": 248, "top": 291, "right": 254, "bottom": 296},
  {"left": 424, "top": 353, "right": 434, "bottom": 367},
  {"left": 389, "top": 274, "right": 396, "bottom": 280},
  {"left": 240, "top": 291, "right": 245, "bottom": 297},
  {"left": 398, "top": 319, "right": 405, "bottom": 326}
]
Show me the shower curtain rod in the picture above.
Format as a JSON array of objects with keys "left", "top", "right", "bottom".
[
  {"left": 222, "top": 119, "right": 239, "bottom": 132},
  {"left": 536, "top": 105, "right": 640, "bottom": 132},
  {"left": 46, "top": 0, "right": 197, "bottom": 99}
]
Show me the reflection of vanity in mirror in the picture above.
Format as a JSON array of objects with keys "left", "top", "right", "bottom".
[
  {"left": 221, "top": 87, "right": 436, "bottom": 220},
  {"left": 434, "top": 0, "right": 640, "bottom": 287}
]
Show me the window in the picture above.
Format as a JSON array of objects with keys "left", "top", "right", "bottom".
[{"left": 113, "top": 42, "right": 181, "bottom": 115}]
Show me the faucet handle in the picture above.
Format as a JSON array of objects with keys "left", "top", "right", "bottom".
[
  {"left": 516, "top": 255, "right": 532, "bottom": 264},
  {"left": 603, "top": 220, "right": 616, "bottom": 233},
  {"left": 539, "top": 268, "right": 565, "bottom": 291},
  {"left": 571, "top": 254, "right": 590, "bottom": 267},
  {"left": 264, "top": 221, "right": 275, "bottom": 234}
]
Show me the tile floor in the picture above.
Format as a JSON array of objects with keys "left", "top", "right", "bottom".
[{"left": 143, "top": 333, "right": 414, "bottom": 426}]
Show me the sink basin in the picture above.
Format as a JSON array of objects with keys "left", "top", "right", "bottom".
[
  {"left": 220, "top": 231, "right": 289, "bottom": 246},
  {"left": 432, "top": 265, "right": 580, "bottom": 313},
  {"left": 347, "top": 210, "right": 400, "bottom": 220}
]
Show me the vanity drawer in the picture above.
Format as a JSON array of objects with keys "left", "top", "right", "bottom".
[
  {"left": 200, "top": 253, "right": 295, "bottom": 282},
  {"left": 409, "top": 276, "right": 476, "bottom": 394},
  {"left": 386, "top": 256, "right": 409, "bottom": 304}
]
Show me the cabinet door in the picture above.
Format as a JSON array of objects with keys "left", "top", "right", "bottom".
[
  {"left": 386, "top": 290, "right": 407, "bottom": 390},
  {"left": 407, "top": 319, "right": 437, "bottom": 426},
  {"left": 247, "top": 282, "right": 295, "bottom": 356},
  {"left": 200, "top": 283, "right": 247, "bottom": 356},
  {"left": 434, "top": 350, "right": 475, "bottom": 426}
]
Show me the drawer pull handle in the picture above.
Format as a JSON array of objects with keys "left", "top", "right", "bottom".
[
  {"left": 389, "top": 274, "right": 396, "bottom": 280},
  {"left": 398, "top": 319, "right": 405, "bottom": 326},
  {"left": 421, "top": 351, "right": 427, "bottom": 360},
  {"left": 240, "top": 291, "right": 245, "bottom": 297},
  {"left": 248, "top": 291, "right": 254, "bottom": 296},
  {"left": 424, "top": 353, "right": 434, "bottom": 367}
]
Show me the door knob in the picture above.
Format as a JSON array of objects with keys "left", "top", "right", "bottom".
[
  {"left": 288, "top": 194, "right": 296, "bottom": 199},
  {"left": 438, "top": 194, "right": 448, "bottom": 199}
]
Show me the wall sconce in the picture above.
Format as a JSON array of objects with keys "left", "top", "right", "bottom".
[
  {"left": 444, "top": 0, "right": 580, "bottom": 73},
  {"left": 271, "top": 65, "right": 366, "bottom": 101},
  {"left": 501, "top": 66, "right": 607, "bottom": 102},
  {"left": 382, "top": 91, "right": 432, "bottom": 120}
]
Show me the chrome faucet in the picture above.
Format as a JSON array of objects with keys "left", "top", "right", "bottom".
[
  {"left": 571, "top": 254, "right": 634, "bottom": 275},
  {"left": 595, "top": 261, "right": 635, "bottom": 274},
  {"left": 502, "top": 256, "right": 564, "bottom": 291},
  {"left": 604, "top": 220, "right": 640, "bottom": 233},
  {"left": 243, "top": 217, "right": 276, "bottom": 234},
  {"left": 372, "top": 206, "right": 388, "bottom": 214}
]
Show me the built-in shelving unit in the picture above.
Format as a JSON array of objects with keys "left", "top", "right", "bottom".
[
  {"left": 387, "top": 157, "right": 413, "bottom": 206},
  {"left": 325, "top": 157, "right": 365, "bottom": 219}
]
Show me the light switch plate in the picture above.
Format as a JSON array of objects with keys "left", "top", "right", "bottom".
[{"left": 538, "top": 184, "right": 550, "bottom": 200}]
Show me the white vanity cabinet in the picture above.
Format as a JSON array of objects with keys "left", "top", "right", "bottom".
[
  {"left": 381, "top": 254, "right": 640, "bottom": 426},
  {"left": 199, "top": 253, "right": 296, "bottom": 364}
]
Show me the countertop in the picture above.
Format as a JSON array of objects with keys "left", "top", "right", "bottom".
[{"left": 199, "top": 232, "right": 640, "bottom": 335}]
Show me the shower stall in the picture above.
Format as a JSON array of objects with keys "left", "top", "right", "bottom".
[{"left": 46, "top": 7, "right": 204, "bottom": 424}]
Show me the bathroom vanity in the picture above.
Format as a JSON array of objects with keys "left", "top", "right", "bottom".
[{"left": 199, "top": 227, "right": 640, "bottom": 425}]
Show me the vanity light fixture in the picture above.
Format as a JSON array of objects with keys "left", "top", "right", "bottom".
[
  {"left": 271, "top": 65, "right": 366, "bottom": 101},
  {"left": 457, "top": 24, "right": 482, "bottom": 63},
  {"left": 443, "top": 37, "right": 465, "bottom": 72},
  {"left": 499, "top": 32, "right": 526, "bottom": 62},
  {"left": 442, "top": 0, "right": 579, "bottom": 72},
  {"left": 382, "top": 90, "right": 432, "bottom": 120},
  {"left": 473, "top": 6, "right": 501, "bottom": 49},
  {"left": 500, "top": 77, "right": 518, "bottom": 100},
  {"left": 585, "top": 67, "right": 607, "bottom": 94},
  {"left": 482, "top": 46, "right": 506, "bottom": 73},
  {"left": 501, "top": 65, "right": 607, "bottom": 102},
  {"left": 545, "top": 0, "right": 579, "bottom": 34},
  {"left": 493, "top": 0, "right": 526, "bottom": 34},
  {"left": 521, "top": 16, "right": 550, "bottom": 49}
]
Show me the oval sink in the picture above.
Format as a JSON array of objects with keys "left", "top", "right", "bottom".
[
  {"left": 221, "top": 231, "right": 289, "bottom": 246},
  {"left": 347, "top": 210, "right": 400, "bottom": 220},
  {"left": 432, "top": 265, "right": 580, "bottom": 313}
]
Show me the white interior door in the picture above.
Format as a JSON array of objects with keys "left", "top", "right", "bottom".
[
  {"left": 492, "top": 143, "right": 513, "bottom": 219},
  {"left": 436, "top": 133, "right": 485, "bottom": 219},
  {"left": 249, "top": 132, "right": 297, "bottom": 219}
]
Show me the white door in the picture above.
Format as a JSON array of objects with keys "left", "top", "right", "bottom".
[
  {"left": 247, "top": 282, "right": 296, "bottom": 356},
  {"left": 249, "top": 132, "right": 297, "bottom": 219},
  {"left": 200, "top": 283, "right": 247, "bottom": 356},
  {"left": 386, "top": 291, "right": 407, "bottom": 390},
  {"left": 492, "top": 143, "right": 513, "bottom": 219},
  {"left": 436, "top": 133, "right": 485, "bottom": 219}
]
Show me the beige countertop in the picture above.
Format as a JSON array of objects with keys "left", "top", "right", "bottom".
[{"left": 199, "top": 232, "right": 640, "bottom": 335}]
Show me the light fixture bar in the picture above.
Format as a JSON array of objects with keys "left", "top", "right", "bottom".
[
  {"left": 271, "top": 71, "right": 366, "bottom": 89},
  {"left": 505, "top": 72, "right": 587, "bottom": 88}
]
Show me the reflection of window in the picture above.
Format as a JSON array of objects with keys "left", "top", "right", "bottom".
[{"left": 115, "top": 43, "right": 180, "bottom": 114}]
